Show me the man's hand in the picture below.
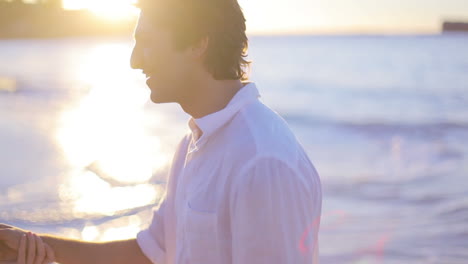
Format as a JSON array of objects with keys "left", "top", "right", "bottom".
[{"left": 0, "top": 224, "right": 29, "bottom": 262}]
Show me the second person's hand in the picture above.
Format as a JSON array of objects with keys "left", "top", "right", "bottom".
[
  {"left": 0, "top": 223, "right": 28, "bottom": 260},
  {"left": 0, "top": 232, "right": 55, "bottom": 264}
]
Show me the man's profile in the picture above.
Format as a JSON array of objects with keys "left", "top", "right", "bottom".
[{"left": 0, "top": 0, "right": 322, "bottom": 263}]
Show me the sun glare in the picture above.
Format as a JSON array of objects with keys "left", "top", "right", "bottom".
[
  {"left": 54, "top": 42, "right": 170, "bottom": 217},
  {"left": 63, "top": 0, "right": 139, "bottom": 20}
]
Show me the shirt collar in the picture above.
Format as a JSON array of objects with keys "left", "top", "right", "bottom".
[{"left": 187, "top": 82, "right": 261, "bottom": 149}]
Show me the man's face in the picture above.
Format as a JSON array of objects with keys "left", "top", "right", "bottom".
[{"left": 130, "top": 12, "right": 195, "bottom": 104}]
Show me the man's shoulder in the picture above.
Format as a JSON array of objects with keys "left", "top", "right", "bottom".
[{"left": 226, "top": 100, "right": 303, "bottom": 162}]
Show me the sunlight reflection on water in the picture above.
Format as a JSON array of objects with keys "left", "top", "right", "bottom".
[
  {"left": 54, "top": 42, "right": 169, "bottom": 218},
  {"left": 2, "top": 35, "right": 468, "bottom": 261},
  {"left": 58, "top": 170, "right": 158, "bottom": 216}
]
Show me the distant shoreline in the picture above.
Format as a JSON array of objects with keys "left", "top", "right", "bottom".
[
  {"left": 1, "top": 32, "right": 468, "bottom": 41},
  {"left": 442, "top": 21, "right": 468, "bottom": 33},
  {"left": 1, "top": 2, "right": 467, "bottom": 39},
  {"left": 0, "top": 2, "right": 136, "bottom": 39}
]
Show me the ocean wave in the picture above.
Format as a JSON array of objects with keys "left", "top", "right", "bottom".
[
  {"left": 0, "top": 79, "right": 90, "bottom": 98},
  {"left": 283, "top": 113, "right": 468, "bottom": 134}
]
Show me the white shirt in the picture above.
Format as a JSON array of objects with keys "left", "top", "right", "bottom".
[{"left": 136, "top": 82, "right": 322, "bottom": 264}]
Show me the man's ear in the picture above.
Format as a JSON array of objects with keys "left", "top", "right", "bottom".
[{"left": 190, "top": 36, "right": 209, "bottom": 59}]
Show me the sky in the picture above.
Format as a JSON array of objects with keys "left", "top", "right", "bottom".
[
  {"left": 238, "top": 0, "right": 468, "bottom": 34},
  {"left": 62, "top": 0, "right": 468, "bottom": 34}
]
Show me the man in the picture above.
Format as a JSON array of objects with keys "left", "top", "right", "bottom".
[{"left": 0, "top": 0, "right": 322, "bottom": 263}]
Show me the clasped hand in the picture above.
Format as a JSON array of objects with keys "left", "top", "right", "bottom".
[{"left": 0, "top": 224, "right": 55, "bottom": 264}]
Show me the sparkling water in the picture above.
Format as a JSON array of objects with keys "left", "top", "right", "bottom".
[{"left": 1, "top": 34, "right": 467, "bottom": 263}]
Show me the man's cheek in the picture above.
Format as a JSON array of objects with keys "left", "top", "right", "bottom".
[
  {"left": 143, "top": 48, "right": 152, "bottom": 63},
  {"left": 144, "top": 49, "right": 165, "bottom": 71},
  {"left": 143, "top": 48, "right": 160, "bottom": 64}
]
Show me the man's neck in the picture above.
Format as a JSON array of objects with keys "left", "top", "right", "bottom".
[{"left": 180, "top": 78, "right": 245, "bottom": 119}]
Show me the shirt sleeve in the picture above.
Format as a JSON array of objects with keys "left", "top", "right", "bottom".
[
  {"left": 136, "top": 197, "right": 167, "bottom": 264},
  {"left": 230, "top": 156, "right": 321, "bottom": 264}
]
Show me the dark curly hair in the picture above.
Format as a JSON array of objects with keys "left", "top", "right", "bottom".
[{"left": 135, "top": 0, "right": 251, "bottom": 81}]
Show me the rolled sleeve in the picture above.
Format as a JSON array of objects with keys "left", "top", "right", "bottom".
[
  {"left": 230, "top": 156, "right": 321, "bottom": 264},
  {"left": 136, "top": 198, "right": 167, "bottom": 264}
]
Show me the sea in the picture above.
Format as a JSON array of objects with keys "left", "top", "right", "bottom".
[{"left": 0, "top": 34, "right": 467, "bottom": 264}]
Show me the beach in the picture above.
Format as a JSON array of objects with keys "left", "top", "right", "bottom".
[{"left": 1, "top": 34, "right": 468, "bottom": 263}]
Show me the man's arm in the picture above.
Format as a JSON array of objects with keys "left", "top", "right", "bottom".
[
  {"left": 0, "top": 225, "right": 154, "bottom": 264},
  {"left": 40, "top": 235, "right": 153, "bottom": 264},
  {"left": 1, "top": 193, "right": 169, "bottom": 264}
]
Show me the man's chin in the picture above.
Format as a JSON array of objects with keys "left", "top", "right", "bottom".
[
  {"left": 150, "top": 93, "right": 164, "bottom": 103},
  {"left": 147, "top": 82, "right": 178, "bottom": 104},
  {"left": 149, "top": 91, "right": 173, "bottom": 104}
]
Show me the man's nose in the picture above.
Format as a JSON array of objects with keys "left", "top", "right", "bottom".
[{"left": 130, "top": 45, "right": 143, "bottom": 70}]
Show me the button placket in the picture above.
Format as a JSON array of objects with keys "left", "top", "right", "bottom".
[{"left": 175, "top": 147, "right": 199, "bottom": 264}]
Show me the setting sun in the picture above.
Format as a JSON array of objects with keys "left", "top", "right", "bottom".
[{"left": 62, "top": 0, "right": 139, "bottom": 20}]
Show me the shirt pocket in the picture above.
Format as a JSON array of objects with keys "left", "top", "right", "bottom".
[{"left": 184, "top": 200, "right": 219, "bottom": 264}]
